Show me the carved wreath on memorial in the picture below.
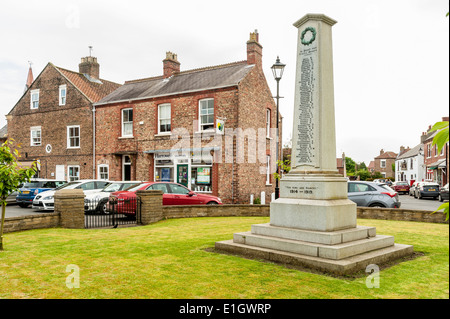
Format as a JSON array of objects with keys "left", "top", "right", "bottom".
[{"left": 301, "top": 27, "right": 316, "bottom": 46}]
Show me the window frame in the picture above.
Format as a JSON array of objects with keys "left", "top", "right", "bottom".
[
  {"left": 158, "top": 103, "right": 171, "bottom": 134},
  {"left": 68, "top": 165, "right": 80, "bottom": 181},
  {"left": 30, "top": 89, "right": 39, "bottom": 109},
  {"left": 98, "top": 164, "right": 109, "bottom": 180},
  {"left": 380, "top": 159, "right": 386, "bottom": 168},
  {"left": 121, "top": 108, "right": 133, "bottom": 138},
  {"left": 30, "top": 126, "right": 42, "bottom": 146},
  {"left": 266, "top": 155, "right": 271, "bottom": 185},
  {"left": 198, "top": 98, "right": 214, "bottom": 132},
  {"left": 67, "top": 125, "right": 80, "bottom": 149},
  {"left": 266, "top": 109, "right": 271, "bottom": 138},
  {"left": 59, "top": 85, "right": 67, "bottom": 106}
]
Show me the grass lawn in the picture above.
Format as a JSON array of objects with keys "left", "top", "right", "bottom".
[{"left": 0, "top": 217, "right": 448, "bottom": 299}]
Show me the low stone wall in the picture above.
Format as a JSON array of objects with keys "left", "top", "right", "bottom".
[
  {"left": 357, "top": 206, "right": 448, "bottom": 224},
  {"left": 163, "top": 204, "right": 269, "bottom": 219},
  {"left": 2, "top": 213, "right": 60, "bottom": 234},
  {"left": 3, "top": 202, "right": 447, "bottom": 234}
]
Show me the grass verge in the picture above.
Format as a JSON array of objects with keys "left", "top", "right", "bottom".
[{"left": 0, "top": 217, "right": 448, "bottom": 299}]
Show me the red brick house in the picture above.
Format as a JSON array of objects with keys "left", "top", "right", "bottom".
[
  {"left": 6, "top": 57, "right": 121, "bottom": 180},
  {"left": 373, "top": 149, "right": 397, "bottom": 179},
  {"left": 421, "top": 116, "right": 449, "bottom": 186},
  {"left": 94, "top": 31, "right": 281, "bottom": 204}
]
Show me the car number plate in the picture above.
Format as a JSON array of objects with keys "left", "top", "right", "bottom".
[
  {"left": 428, "top": 188, "right": 435, "bottom": 191},
  {"left": 22, "top": 191, "right": 30, "bottom": 194}
]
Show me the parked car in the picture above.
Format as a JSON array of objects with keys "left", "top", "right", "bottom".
[
  {"left": 106, "top": 182, "right": 223, "bottom": 215},
  {"left": 409, "top": 181, "right": 421, "bottom": 196},
  {"left": 4, "top": 185, "right": 22, "bottom": 205},
  {"left": 16, "top": 179, "right": 67, "bottom": 208},
  {"left": 438, "top": 183, "right": 449, "bottom": 202},
  {"left": 84, "top": 181, "right": 143, "bottom": 214},
  {"left": 347, "top": 181, "right": 400, "bottom": 208},
  {"left": 391, "top": 181, "right": 410, "bottom": 195},
  {"left": 414, "top": 182, "right": 440, "bottom": 199},
  {"left": 32, "top": 179, "right": 110, "bottom": 211}
]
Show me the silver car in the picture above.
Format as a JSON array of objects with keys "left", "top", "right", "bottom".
[{"left": 347, "top": 181, "right": 401, "bottom": 208}]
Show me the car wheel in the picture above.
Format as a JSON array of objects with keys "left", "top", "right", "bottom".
[
  {"left": 206, "top": 201, "right": 218, "bottom": 205},
  {"left": 369, "top": 203, "right": 386, "bottom": 208},
  {"left": 98, "top": 199, "right": 109, "bottom": 214},
  {"left": 18, "top": 203, "right": 28, "bottom": 208}
]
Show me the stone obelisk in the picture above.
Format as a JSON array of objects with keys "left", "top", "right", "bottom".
[
  {"left": 270, "top": 14, "right": 356, "bottom": 232},
  {"left": 215, "top": 14, "right": 413, "bottom": 275}
]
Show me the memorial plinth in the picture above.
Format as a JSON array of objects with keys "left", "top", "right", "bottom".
[{"left": 215, "top": 14, "right": 413, "bottom": 275}]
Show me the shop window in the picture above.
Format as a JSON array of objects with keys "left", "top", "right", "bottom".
[{"left": 155, "top": 167, "right": 173, "bottom": 182}]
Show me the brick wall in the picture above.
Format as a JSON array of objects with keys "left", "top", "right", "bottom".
[{"left": 7, "top": 64, "right": 94, "bottom": 180}]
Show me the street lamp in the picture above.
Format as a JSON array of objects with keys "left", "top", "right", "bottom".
[{"left": 271, "top": 56, "right": 285, "bottom": 200}]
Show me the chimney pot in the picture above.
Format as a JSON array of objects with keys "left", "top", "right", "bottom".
[
  {"left": 163, "top": 51, "right": 180, "bottom": 79},
  {"left": 247, "top": 30, "right": 263, "bottom": 67}
]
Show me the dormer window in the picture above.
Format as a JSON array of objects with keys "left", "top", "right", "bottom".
[
  {"left": 59, "top": 85, "right": 67, "bottom": 105},
  {"left": 30, "top": 89, "right": 39, "bottom": 109}
]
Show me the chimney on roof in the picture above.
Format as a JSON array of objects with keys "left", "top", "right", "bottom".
[
  {"left": 380, "top": 149, "right": 384, "bottom": 155},
  {"left": 163, "top": 52, "right": 180, "bottom": 79},
  {"left": 442, "top": 116, "right": 449, "bottom": 122},
  {"left": 400, "top": 146, "right": 405, "bottom": 154},
  {"left": 24, "top": 63, "right": 34, "bottom": 93},
  {"left": 79, "top": 56, "right": 100, "bottom": 79},
  {"left": 247, "top": 30, "right": 263, "bottom": 67}
]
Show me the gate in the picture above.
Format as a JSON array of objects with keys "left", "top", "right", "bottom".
[{"left": 85, "top": 196, "right": 141, "bottom": 229}]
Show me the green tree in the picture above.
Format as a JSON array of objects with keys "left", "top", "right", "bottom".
[
  {"left": 356, "top": 169, "right": 371, "bottom": 181},
  {"left": 0, "top": 139, "right": 36, "bottom": 250},
  {"left": 430, "top": 121, "right": 449, "bottom": 221},
  {"left": 345, "top": 157, "right": 356, "bottom": 173}
]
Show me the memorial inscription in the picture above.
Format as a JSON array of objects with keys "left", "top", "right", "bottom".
[{"left": 295, "top": 28, "right": 318, "bottom": 167}]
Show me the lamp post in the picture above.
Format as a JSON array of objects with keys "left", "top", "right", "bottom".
[{"left": 271, "top": 56, "right": 285, "bottom": 200}]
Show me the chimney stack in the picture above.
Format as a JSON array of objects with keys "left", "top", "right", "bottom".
[
  {"left": 380, "top": 149, "right": 384, "bottom": 155},
  {"left": 163, "top": 52, "right": 180, "bottom": 79},
  {"left": 247, "top": 30, "right": 263, "bottom": 67},
  {"left": 79, "top": 56, "right": 100, "bottom": 79}
]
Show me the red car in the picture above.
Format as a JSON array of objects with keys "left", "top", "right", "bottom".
[
  {"left": 107, "top": 182, "right": 222, "bottom": 215},
  {"left": 391, "top": 181, "right": 410, "bottom": 195}
]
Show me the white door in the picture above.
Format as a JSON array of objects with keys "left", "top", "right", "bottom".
[{"left": 56, "top": 165, "right": 65, "bottom": 180}]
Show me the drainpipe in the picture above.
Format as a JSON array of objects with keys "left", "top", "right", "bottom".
[{"left": 92, "top": 105, "right": 96, "bottom": 179}]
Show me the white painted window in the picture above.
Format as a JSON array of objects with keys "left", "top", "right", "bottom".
[
  {"left": 30, "top": 126, "right": 41, "bottom": 146},
  {"left": 121, "top": 108, "right": 133, "bottom": 137},
  {"left": 68, "top": 165, "right": 80, "bottom": 181},
  {"left": 427, "top": 144, "right": 432, "bottom": 158},
  {"left": 380, "top": 160, "right": 386, "bottom": 168},
  {"left": 266, "top": 155, "right": 271, "bottom": 185},
  {"left": 67, "top": 125, "right": 80, "bottom": 148},
  {"left": 30, "top": 89, "right": 39, "bottom": 109},
  {"left": 98, "top": 164, "right": 109, "bottom": 180},
  {"left": 266, "top": 109, "right": 271, "bottom": 138},
  {"left": 158, "top": 103, "right": 171, "bottom": 134},
  {"left": 410, "top": 158, "right": 414, "bottom": 169},
  {"left": 199, "top": 99, "right": 214, "bottom": 131},
  {"left": 59, "top": 85, "right": 67, "bottom": 105}
]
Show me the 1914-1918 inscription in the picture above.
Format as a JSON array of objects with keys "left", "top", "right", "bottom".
[{"left": 295, "top": 44, "right": 318, "bottom": 166}]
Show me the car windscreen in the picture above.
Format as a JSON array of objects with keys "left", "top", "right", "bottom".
[
  {"left": 103, "top": 183, "right": 140, "bottom": 192},
  {"left": 23, "top": 182, "right": 42, "bottom": 188},
  {"left": 396, "top": 182, "right": 408, "bottom": 185},
  {"left": 54, "top": 181, "right": 80, "bottom": 190},
  {"left": 124, "top": 183, "right": 147, "bottom": 192}
]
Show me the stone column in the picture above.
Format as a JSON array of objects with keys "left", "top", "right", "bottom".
[
  {"left": 271, "top": 14, "right": 356, "bottom": 232},
  {"left": 54, "top": 189, "right": 85, "bottom": 229},
  {"left": 137, "top": 190, "right": 164, "bottom": 225}
]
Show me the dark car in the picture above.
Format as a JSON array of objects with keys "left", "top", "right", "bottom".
[
  {"left": 347, "top": 181, "right": 400, "bottom": 208},
  {"left": 391, "top": 181, "right": 410, "bottom": 195},
  {"left": 107, "top": 182, "right": 222, "bottom": 215},
  {"left": 414, "top": 182, "right": 440, "bottom": 199},
  {"left": 439, "top": 183, "right": 449, "bottom": 202},
  {"left": 16, "top": 179, "right": 67, "bottom": 208}
]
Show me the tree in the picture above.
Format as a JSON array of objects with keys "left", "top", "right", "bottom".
[
  {"left": 345, "top": 157, "right": 356, "bottom": 173},
  {"left": 0, "top": 139, "right": 36, "bottom": 250},
  {"left": 430, "top": 121, "right": 449, "bottom": 221}
]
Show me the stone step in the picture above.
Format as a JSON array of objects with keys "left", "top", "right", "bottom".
[
  {"left": 251, "top": 223, "right": 376, "bottom": 245},
  {"left": 215, "top": 239, "right": 414, "bottom": 276},
  {"left": 233, "top": 232, "right": 395, "bottom": 260}
]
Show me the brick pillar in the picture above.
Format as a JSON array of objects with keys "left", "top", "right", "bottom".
[
  {"left": 54, "top": 189, "right": 85, "bottom": 229},
  {"left": 136, "top": 190, "right": 163, "bottom": 225}
]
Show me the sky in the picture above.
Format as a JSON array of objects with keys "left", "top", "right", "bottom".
[{"left": 0, "top": 0, "right": 448, "bottom": 165}]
